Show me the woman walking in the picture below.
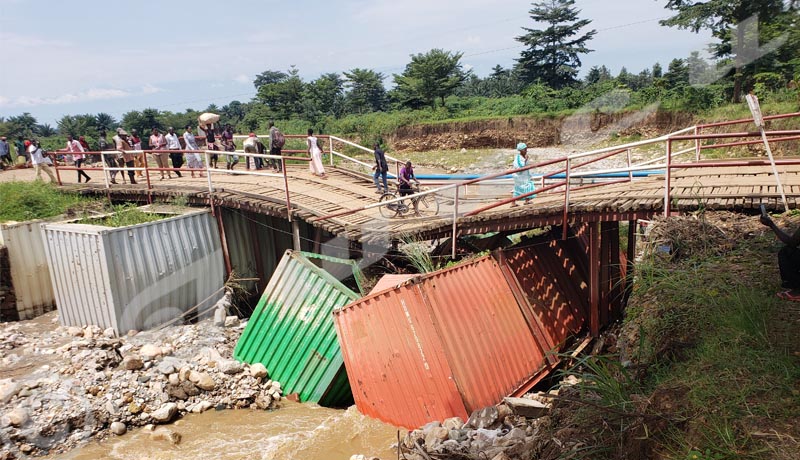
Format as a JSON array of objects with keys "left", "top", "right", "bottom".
[
  {"left": 306, "top": 128, "right": 327, "bottom": 179},
  {"left": 149, "top": 127, "right": 170, "bottom": 180},
  {"left": 511, "top": 142, "right": 535, "bottom": 207}
]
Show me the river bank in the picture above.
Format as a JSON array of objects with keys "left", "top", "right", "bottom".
[{"left": 0, "top": 302, "right": 283, "bottom": 459}]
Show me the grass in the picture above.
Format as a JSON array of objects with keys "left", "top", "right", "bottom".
[
  {"left": 76, "top": 203, "right": 169, "bottom": 227},
  {"left": 553, "top": 213, "right": 800, "bottom": 459},
  {"left": 0, "top": 181, "right": 99, "bottom": 222}
]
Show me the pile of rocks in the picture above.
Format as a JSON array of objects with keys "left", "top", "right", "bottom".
[{"left": 0, "top": 312, "right": 282, "bottom": 459}]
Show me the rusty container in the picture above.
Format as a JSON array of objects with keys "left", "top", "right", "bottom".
[{"left": 334, "top": 254, "right": 554, "bottom": 429}]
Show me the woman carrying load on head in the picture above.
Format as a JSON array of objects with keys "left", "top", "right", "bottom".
[{"left": 511, "top": 142, "right": 536, "bottom": 207}]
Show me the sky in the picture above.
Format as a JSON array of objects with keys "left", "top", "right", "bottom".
[{"left": 0, "top": 0, "right": 715, "bottom": 126}]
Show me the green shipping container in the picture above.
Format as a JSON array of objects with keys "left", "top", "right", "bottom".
[{"left": 234, "top": 250, "right": 361, "bottom": 406}]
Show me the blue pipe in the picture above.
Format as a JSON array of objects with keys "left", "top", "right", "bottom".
[{"left": 413, "top": 170, "right": 664, "bottom": 181}]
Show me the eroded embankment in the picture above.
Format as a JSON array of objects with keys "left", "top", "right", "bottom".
[{"left": 388, "top": 111, "right": 695, "bottom": 152}]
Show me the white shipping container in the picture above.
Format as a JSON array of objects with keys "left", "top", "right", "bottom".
[
  {"left": 42, "top": 209, "right": 226, "bottom": 333},
  {"left": 0, "top": 219, "right": 58, "bottom": 320}
]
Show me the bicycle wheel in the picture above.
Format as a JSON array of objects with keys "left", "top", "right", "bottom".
[
  {"left": 416, "top": 193, "right": 440, "bottom": 217},
  {"left": 379, "top": 193, "right": 400, "bottom": 218}
]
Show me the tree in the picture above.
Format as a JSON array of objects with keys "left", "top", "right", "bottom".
[
  {"left": 37, "top": 124, "right": 57, "bottom": 137},
  {"left": 253, "top": 70, "right": 288, "bottom": 91},
  {"left": 584, "top": 65, "right": 612, "bottom": 85},
  {"left": 221, "top": 101, "right": 246, "bottom": 126},
  {"left": 256, "top": 66, "right": 305, "bottom": 119},
  {"left": 516, "top": 0, "right": 596, "bottom": 88},
  {"left": 344, "top": 68, "right": 388, "bottom": 113},
  {"left": 652, "top": 62, "right": 663, "bottom": 79},
  {"left": 94, "top": 113, "right": 118, "bottom": 132},
  {"left": 664, "top": 58, "right": 690, "bottom": 89},
  {"left": 304, "top": 73, "right": 346, "bottom": 121},
  {"left": 392, "top": 49, "right": 469, "bottom": 109},
  {"left": 6, "top": 113, "right": 38, "bottom": 137},
  {"left": 661, "top": 0, "right": 788, "bottom": 101}
]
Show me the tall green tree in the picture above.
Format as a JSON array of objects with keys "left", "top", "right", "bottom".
[
  {"left": 94, "top": 113, "right": 118, "bottom": 132},
  {"left": 660, "top": 0, "right": 790, "bottom": 101},
  {"left": 392, "top": 49, "right": 469, "bottom": 109},
  {"left": 344, "top": 68, "right": 388, "bottom": 113},
  {"left": 304, "top": 73, "right": 346, "bottom": 120},
  {"left": 256, "top": 66, "right": 305, "bottom": 119},
  {"left": 515, "top": 0, "right": 596, "bottom": 88}
]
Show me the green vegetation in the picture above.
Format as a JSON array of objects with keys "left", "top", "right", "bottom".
[
  {"left": 0, "top": 181, "right": 98, "bottom": 222},
  {"left": 77, "top": 203, "right": 168, "bottom": 228},
  {"left": 553, "top": 213, "right": 800, "bottom": 459}
]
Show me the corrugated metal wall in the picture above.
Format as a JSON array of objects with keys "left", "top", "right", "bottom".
[
  {"left": 234, "top": 251, "right": 359, "bottom": 405},
  {"left": 334, "top": 254, "right": 555, "bottom": 429},
  {"left": 0, "top": 220, "right": 57, "bottom": 320},
  {"left": 43, "top": 210, "right": 225, "bottom": 332}
]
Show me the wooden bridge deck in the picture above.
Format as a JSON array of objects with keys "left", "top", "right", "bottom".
[{"left": 61, "top": 160, "right": 800, "bottom": 243}]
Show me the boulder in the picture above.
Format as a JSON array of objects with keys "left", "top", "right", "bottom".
[
  {"left": 443, "top": 416, "right": 464, "bottom": 431},
  {"left": 189, "top": 371, "right": 216, "bottom": 391},
  {"left": 191, "top": 401, "right": 213, "bottom": 413},
  {"left": 140, "top": 344, "right": 163, "bottom": 360},
  {"left": 67, "top": 326, "right": 84, "bottom": 337},
  {"left": 213, "top": 306, "right": 226, "bottom": 327},
  {"left": 110, "top": 421, "right": 127, "bottom": 436},
  {"left": 218, "top": 360, "right": 243, "bottom": 375},
  {"left": 466, "top": 406, "right": 499, "bottom": 429},
  {"left": 150, "top": 427, "right": 182, "bottom": 445},
  {"left": 2, "top": 407, "right": 29, "bottom": 427},
  {"left": 224, "top": 316, "right": 240, "bottom": 327},
  {"left": 151, "top": 403, "right": 178, "bottom": 423},
  {"left": 121, "top": 355, "right": 144, "bottom": 371},
  {"left": 103, "top": 327, "right": 116, "bottom": 338},
  {"left": 0, "top": 380, "right": 21, "bottom": 403},
  {"left": 249, "top": 363, "right": 268, "bottom": 379},
  {"left": 424, "top": 427, "right": 449, "bottom": 449},
  {"left": 503, "top": 397, "right": 549, "bottom": 419}
]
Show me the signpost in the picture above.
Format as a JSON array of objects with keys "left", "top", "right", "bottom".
[{"left": 747, "top": 93, "right": 788, "bottom": 211}]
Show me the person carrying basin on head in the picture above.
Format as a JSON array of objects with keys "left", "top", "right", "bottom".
[{"left": 511, "top": 142, "right": 536, "bottom": 207}]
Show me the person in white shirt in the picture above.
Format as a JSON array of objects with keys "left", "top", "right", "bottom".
[
  {"left": 28, "top": 140, "right": 56, "bottom": 182},
  {"left": 66, "top": 135, "right": 91, "bottom": 183},
  {"left": 183, "top": 125, "right": 204, "bottom": 178},
  {"left": 165, "top": 127, "right": 183, "bottom": 178}
]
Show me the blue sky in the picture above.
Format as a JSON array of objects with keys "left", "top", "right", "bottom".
[{"left": 0, "top": 0, "right": 714, "bottom": 125}]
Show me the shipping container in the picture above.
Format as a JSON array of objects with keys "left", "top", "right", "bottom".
[
  {"left": 234, "top": 250, "right": 362, "bottom": 406},
  {"left": 42, "top": 208, "right": 225, "bottom": 333},
  {"left": 0, "top": 219, "right": 58, "bottom": 320},
  {"left": 334, "top": 254, "right": 556, "bottom": 429}
]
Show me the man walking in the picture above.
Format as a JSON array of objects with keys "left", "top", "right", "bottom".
[
  {"left": 372, "top": 142, "right": 389, "bottom": 194},
  {"left": 0, "top": 136, "right": 11, "bottom": 168},
  {"left": 113, "top": 128, "right": 136, "bottom": 184},
  {"left": 28, "top": 140, "right": 57, "bottom": 182},
  {"left": 14, "top": 136, "right": 27, "bottom": 164},
  {"left": 66, "top": 134, "right": 91, "bottom": 183},
  {"left": 243, "top": 133, "right": 265, "bottom": 170},
  {"left": 268, "top": 120, "right": 282, "bottom": 172},
  {"left": 165, "top": 127, "right": 184, "bottom": 178}
]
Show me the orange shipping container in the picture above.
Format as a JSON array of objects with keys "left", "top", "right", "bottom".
[{"left": 333, "top": 255, "right": 556, "bottom": 429}]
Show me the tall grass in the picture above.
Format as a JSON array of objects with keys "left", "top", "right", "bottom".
[{"left": 0, "top": 181, "right": 98, "bottom": 222}]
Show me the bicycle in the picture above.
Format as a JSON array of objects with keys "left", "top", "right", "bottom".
[{"left": 378, "top": 182, "right": 440, "bottom": 218}]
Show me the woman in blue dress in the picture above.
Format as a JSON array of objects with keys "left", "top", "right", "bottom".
[{"left": 512, "top": 142, "right": 536, "bottom": 206}]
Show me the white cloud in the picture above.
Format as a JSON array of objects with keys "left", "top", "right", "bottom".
[
  {"left": 0, "top": 85, "right": 166, "bottom": 109},
  {"left": 234, "top": 74, "right": 251, "bottom": 84},
  {"left": 141, "top": 84, "right": 163, "bottom": 95}
]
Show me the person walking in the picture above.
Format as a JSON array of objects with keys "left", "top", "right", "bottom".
[
  {"left": 113, "top": 128, "right": 136, "bottom": 184},
  {"left": 183, "top": 125, "right": 204, "bottom": 178},
  {"left": 14, "top": 136, "right": 28, "bottom": 165},
  {"left": 28, "top": 140, "right": 57, "bottom": 182},
  {"left": 268, "top": 120, "right": 282, "bottom": 172},
  {"left": 221, "top": 124, "right": 238, "bottom": 170},
  {"left": 0, "top": 136, "right": 11, "bottom": 168},
  {"left": 66, "top": 135, "right": 91, "bottom": 183},
  {"left": 200, "top": 123, "right": 219, "bottom": 169},
  {"left": 98, "top": 131, "right": 120, "bottom": 184},
  {"left": 165, "top": 127, "right": 183, "bottom": 178},
  {"left": 243, "top": 133, "right": 265, "bottom": 170},
  {"left": 307, "top": 128, "right": 326, "bottom": 179},
  {"left": 149, "top": 127, "right": 170, "bottom": 180},
  {"left": 511, "top": 142, "right": 536, "bottom": 207},
  {"left": 130, "top": 129, "right": 145, "bottom": 178},
  {"left": 372, "top": 142, "right": 388, "bottom": 193}
]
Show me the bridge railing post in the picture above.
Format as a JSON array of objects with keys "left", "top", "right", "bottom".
[
  {"left": 626, "top": 149, "right": 633, "bottom": 183},
  {"left": 694, "top": 125, "right": 701, "bottom": 162},
  {"left": 664, "top": 139, "right": 672, "bottom": 217},
  {"left": 562, "top": 158, "right": 571, "bottom": 240},
  {"left": 451, "top": 185, "right": 459, "bottom": 259},
  {"left": 329, "top": 136, "right": 334, "bottom": 167}
]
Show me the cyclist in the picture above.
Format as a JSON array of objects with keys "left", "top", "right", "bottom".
[{"left": 399, "top": 160, "right": 420, "bottom": 215}]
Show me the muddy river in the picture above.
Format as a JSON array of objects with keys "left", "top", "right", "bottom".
[{"left": 53, "top": 403, "right": 399, "bottom": 460}]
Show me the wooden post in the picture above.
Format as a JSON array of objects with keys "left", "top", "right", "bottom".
[
  {"left": 599, "top": 222, "right": 611, "bottom": 328},
  {"left": 249, "top": 217, "right": 265, "bottom": 292},
  {"left": 589, "top": 221, "right": 601, "bottom": 337},
  {"left": 607, "top": 221, "right": 622, "bottom": 320},
  {"left": 292, "top": 220, "right": 302, "bottom": 251},
  {"left": 215, "top": 206, "right": 232, "bottom": 276}
]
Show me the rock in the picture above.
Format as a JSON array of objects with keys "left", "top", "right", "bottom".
[
  {"left": 493, "top": 427, "right": 526, "bottom": 447},
  {"left": 103, "top": 327, "right": 116, "bottom": 338},
  {"left": 137, "top": 375, "right": 151, "bottom": 384},
  {"left": 128, "top": 402, "right": 143, "bottom": 415},
  {"left": 191, "top": 401, "right": 213, "bottom": 413},
  {"left": 466, "top": 406, "right": 500, "bottom": 429},
  {"left": 460, "top": 148, "right": 468, "bottom": 154},
  {"left": 270, "top": 381, "right": 281, "bottom": 392},
  {"left": 503, "top": 397, "right": 549, "bottom": 419},
  {"left": 189, "top": 371, "right": 215, "bottom": 391},
  {"left": 20, "top": 444, "right": 34, "bottom": 454},
  {"left": 213, "top": 306, "right": 226, "bottom": 327},
  {"left": 2, "top": 407, "right": 29, "bottom": 427},
  {"left": 156, "top": 360, "right": 178, "bottom": 375},
  {"left": 255, "top": 394, "right": 273, "bottom": 410},
  {"left": 218, "top": 360, "right": 243, "bottom": 375},
  {"left": 0, "top": 380, "right": 21, "bottom": 403},
  {"left": 424, "top": 427, "right": 449, "bottom": 449},
  {"left": 178, "top": 367, "right": 191, "bottom": 382},
  {"left": 224, "top": 316, "right": 240, "bottom": 327},
  {"left": 168, "top": 373, "right": 179, "bottom": 386},
  {"left": 249, "top": 363, "right": 268, "bottom": 379},
  {"left": 166, "top": 383, "right": 188, "bottom": 401},
  {"left": 122, "top": 355, "right": 144, "bottom": 371},
  {"left": 443, "top": 416, "right": 464, "bottom": 431},
  {"left": 105, "top": 400, "right": 120, "bottom": 416},
  {"left": 448, "top": 429, "right": 467, "bottom": 442},
  {"left": 110, "top": 421, "right": 127, "bottom": 436},
  {"left": 491, "top": 453, "right": 512, "bottom": 460},
  {"left": 150, "top": 427, "right": 182, "bottom": 445},
  {"left": 151, "top": 403, "right": 178, "bottom": 423},
  {"left": 140, "top": 344, "right": 163, "bottom": 360},
  {"left": 67, "top": 326, "right": 84, "bottom": 337}
]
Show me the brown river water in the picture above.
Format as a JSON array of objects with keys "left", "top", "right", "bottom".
[{"left": 52, "top": 403, "right": 399, "bottom": 460}]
